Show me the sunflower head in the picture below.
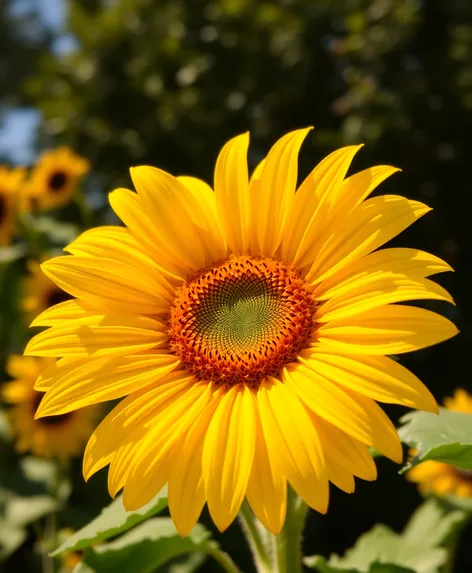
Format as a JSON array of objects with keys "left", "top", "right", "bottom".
[
  {"left": 0, "top": 165, "right": 26, "bottom": 246},
  {"left": 23, "top": 147, "right": 90, "bottom": 211},
  {"left": 2, "top": 355, "right": 100, "bottom": 460},
  {"left": 24, "top": 129, "right": 457, "bottom": 535},
  {"left": 407, "top": 389, "right": 472, "bottom": 499},
  {"left": 22, "top": 258, "right": 70, "bottom": 322}
]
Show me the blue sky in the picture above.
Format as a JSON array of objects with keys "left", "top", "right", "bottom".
[{"left": 0, "top": 0, "right": 67, "bottom": 164}]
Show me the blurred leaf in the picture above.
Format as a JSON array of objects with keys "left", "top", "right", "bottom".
[
  {"left": 4, "top": 493, "right": 60, "bottom": 526},
  {"left": 398, "top": 409, "right": 472, "bottom": 473},
  {"left": 0, "top": 518, "right": 27, "bottom": 562},
  {"left": 403, "top": 498, "right": 468, "bottom": 547},
  {"left": 304, "top": 524, "right": 446, "bottom": 573},
  {"left": 305, "top": 557, "right": 414, "bottom": 573},
  {"left": 27, "top": 215, "right": 80, "bottom": 245},
  {"left": 81, "top": 518, "right": 210, "bottom": 573},
  {"left": 0, "top": 244, "right": 26, "bottom": 264},
  {"left": 53, "top": 486, "right": 168, "bottom": 555}
]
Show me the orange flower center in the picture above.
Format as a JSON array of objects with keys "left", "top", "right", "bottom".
[{"left": 167, "top": 255, "right": 317, "bottom": 387}]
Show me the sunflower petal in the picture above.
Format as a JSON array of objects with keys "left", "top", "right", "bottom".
[
  {"left": 246, "top": 416, "right": 287, "bottom": 534},
  {"left": 203, "top": 384, "right": 256, "bottom": 532},
  {"left": 214, "top": 132, "right": 250, "bottom": 254},
  {"left": 31, "top": 300, "right": 96, "bottom": 327},
  {"left": 281, "top": 145, "right": 363, "bottom": 265},
  {"left": 35, "top": 354, "right": 179, "bottom": 416},
  {"left": 130, "top": 166, "right": 216, "bottom": 269},
  {"left": 25, "top": 315, "right": 165, "bottom": 359},
  {"left": 108, "top": 188, "right": 184, "bottom": 280},
  {"left": 307, "top": 196, "right": 432, "bottom": 283},
  {"left": 41, "top": 256, "right": 171, "bottom": 315},
  {"left": 301, "top": 350, "right": 437, "bottom": 412},
  {"left": 168, "top": 400, "right": 218, "bottom": 536},
  {"left": 283, "top": 364, "right": 402, "bottom": 462},
  {"left": 257, "top": 128, "right": 312, "bottom": 257},
  {"left": 123, "top": 382, "right": 212, "bottom": 511},
  {"left": 317, "top": 304, "right": 459, "bottom": 355},
  {"left": 316, "top": 276, "right": 454, "bottom": 322},
  {"left": 257, "top": 377, "right": 328, "bottom": 513},
  {"left": 313, "top": 416, "right": 377, "bottom": 481},
  {"left": 177, "top": 175, "right": 227, "bottom": 260},
  {"left": 314, "top": 248, "right": 453, "bottom": 299},
  {"left": 66, "top": 226, "right": 178, "bottom": 291},
  {"left": 83, "top": 373, "right": 195, "bottom": 481}
]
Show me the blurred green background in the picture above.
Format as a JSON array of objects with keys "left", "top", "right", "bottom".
[{"left": 0, "top": 0, "right": 470, "bottom": 571}]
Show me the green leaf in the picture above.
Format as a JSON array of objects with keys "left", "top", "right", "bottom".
[
  {"left": 52, "top": 486, "right": 168, "bottom": 556},
  {"left": 403, "top": 498, "right": 468, "bottom": 547},
  {"left": 82, "top": 518, "right": 210, "bottom": 573},
  {"left": 0, "top": 244, "right": 26, "bottom": 264},
  {"left": 304, "top": 524, "right": 446, "bottom": 573},
  {"left": 398, "top": 408, "right": 472, "bottom": 473},
  {"left": 305, "top": 556, "right": 414, "bottom": 573},
  {"left": 0, "top": 519, "right": 27, "bottom": 562},
  {"left": 4, "top": 494, "right": 61, "bottom": 526}
]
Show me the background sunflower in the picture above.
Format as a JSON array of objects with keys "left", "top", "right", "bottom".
[
  {"left": 2, "top": 355, "right": 100, "bottom": 460},
  {"left": 23, "top": 148, "right": 89, "bottom": 211},
  {"left": 0, "top": 166, "right": 25, "bottom": 246}
]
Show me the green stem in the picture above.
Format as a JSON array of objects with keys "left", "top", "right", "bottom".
[
  {"left": 205, "top": 543, "right": 243, "bottom": 573},
  {"left": 238, "top": 491, "right": 309, "bottom": 573},
  {"left": 238, "top": 502, "right": 272, "bottom": 573},
  {"left": 274, "top": 489, "right": 309, "bottom": 573}
]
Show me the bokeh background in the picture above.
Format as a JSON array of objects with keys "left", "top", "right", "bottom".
[{"left": 0, "top": 0, "right": 470, "bottom": 571}]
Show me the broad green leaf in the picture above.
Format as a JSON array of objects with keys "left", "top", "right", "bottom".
[
  {"left": 81, "top": 518, "right": 210, "bottom": 573},
  {"left": 0, "top": 244, "right": 26, "bottom": 264},
  {"left": 304, "top": 524, "right": 446, "bottom": 573},
  {"left": 4, "top": 494, "right": 61, "bottom": 526},
  {"left": 0, "top": 519, "right": 27, "bottom": 562},
  {"left": 403, "top": 498, "right": 467, "bottom": 547},
  {"left": 52, "top": 486, "right": 168, "bottom": 555},
  {"left": 305, "top": 556, "right": 414, "bottom": 573},
  {"left": 398, "top": 408, "right": 472, "bottom": 473}
]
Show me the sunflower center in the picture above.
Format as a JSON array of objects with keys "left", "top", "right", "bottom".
[
  {"left": 48, "top": 171, "right": 68, "bottom": 192},
  {"left": 167, "top": 255, "right": 317, "bottom": 387}
]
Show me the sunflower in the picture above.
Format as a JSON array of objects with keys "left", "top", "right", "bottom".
[
  {"left": 25, "top": 129, "right": 457, "bottom": 535},
  {"left": 0, "top": 166, "right": 26, "bottom": 246},
  {"left": 24, "top": 147, "right": 90, "bottom": 210},
  {"left": 407, "top": 389, "right": 472, "bottom": 498},
  {"left": 22, "top": 258, "right": 70, "bottom": 322},
  {"left": 2, "top": 355, "right": 99, "bottom": 460}
]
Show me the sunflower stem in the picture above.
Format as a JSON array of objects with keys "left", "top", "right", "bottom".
[
  {"left": 238, "top": 502, "right": 273, "bottom": 573},
  {"left": 204, "top": 543, "right": 242, "bottom": 573},
  {"left": 273, "top": 488, "right": 308, "bottom": 573}
]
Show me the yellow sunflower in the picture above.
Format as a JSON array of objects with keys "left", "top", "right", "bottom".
[
  {"left": 22, "top": 258, "right": 70, "bottom": 321},
  {"left": 25, "top": 129, "right": 457, "bottom": 535},
  {"left": 0, "top": 165, "right": 26, "bottom": 246},
  {"left": 407, "top": 389, "right": 472, "bottom": 498},
  {"left": 2, "top": 355, "right": 99, "bottom": 460},
  {"left": 24, "top": 147, "right": 90, "bottom": 210}
]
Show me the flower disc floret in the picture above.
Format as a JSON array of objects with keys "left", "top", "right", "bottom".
[{"left": 168, "top": 256, "right": 317, "bottom": 387}]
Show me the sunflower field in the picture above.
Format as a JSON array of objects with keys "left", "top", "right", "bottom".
[{"left": 1, "top": 1, "right": 471, "bottom": 572}]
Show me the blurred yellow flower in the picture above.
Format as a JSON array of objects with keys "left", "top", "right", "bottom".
[
  {"left": 0, "top": 165, "right": 26, "bottom": 246},
  {"left": 24, "top": 147, "right": 90, "bottom": 210},
  {"left": 25, "top": 129, "right": 457, "bottom": 535},
  {"left": 2, "top": 355, "right": 100, "bottom": 460},
  {"left": 22, "top": 258, "right": 70, "bottom": 322},
  {"left": 407, "top": 389, "right": 472, "bottom": 498}
]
